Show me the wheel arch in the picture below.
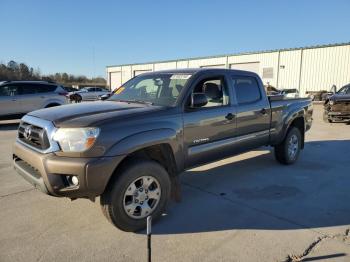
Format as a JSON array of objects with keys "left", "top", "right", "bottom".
[
  {"left": 103, "top": 129, "right": 183, "bottom": 200},
  {"left": 45, "top": 103, "right": 61, "bottom": 108},
  {"left": 277, "top": 109, "right": 306, "bottom": 149}
]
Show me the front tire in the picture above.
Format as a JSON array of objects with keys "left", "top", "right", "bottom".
[
  {"left": 274, "top": 127, "right": 302, "bottom": 165},
  {"left": 100, "top": 159, "right": 171, "bottom": 232}
]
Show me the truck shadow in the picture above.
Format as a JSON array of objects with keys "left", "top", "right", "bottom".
[{"left": 148, "top": 140, "right": 350, "bottom": 235}]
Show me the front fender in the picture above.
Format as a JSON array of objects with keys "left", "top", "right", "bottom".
[{"left": 105, "top": 128, "right": 184, "bottom": 170}]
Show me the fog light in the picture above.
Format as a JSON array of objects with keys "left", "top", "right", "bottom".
[{"left": 71, "top": 176, "right": 79, "bottom": 186}]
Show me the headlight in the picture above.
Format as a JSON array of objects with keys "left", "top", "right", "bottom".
[
  {"left": 53, "top": 127, "right": 100, "bottom": 152},
  {"left": 329, "top": 100, "right": 334, "bottom": 105}
]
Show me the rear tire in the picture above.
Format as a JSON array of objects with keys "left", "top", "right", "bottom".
[
  {"left": 274, "top": 127, "right": 302, "bottom": 165},
  {"left": 100, "top": 159, "right": 171, "bottom": 232}
]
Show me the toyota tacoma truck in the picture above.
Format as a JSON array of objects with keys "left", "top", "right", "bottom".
[{"left": 13, "top": 68, "right": 313, "bottom": 232}]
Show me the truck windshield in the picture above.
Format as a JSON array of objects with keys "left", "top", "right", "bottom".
[{"left": 109, "top": 73, "right": 192, "bottom": 106}]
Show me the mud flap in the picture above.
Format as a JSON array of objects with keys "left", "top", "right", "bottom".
[{"left": 170, "top": 175, "right": 182, "bottom": 203}]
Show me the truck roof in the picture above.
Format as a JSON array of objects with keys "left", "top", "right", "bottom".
[{"left": 141, "top": 68, "right": 259, "bottom": 76}]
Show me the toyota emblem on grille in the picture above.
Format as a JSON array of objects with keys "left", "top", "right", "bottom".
[{"left": 23, "top": 125, "right": 32, "bottom": 139}]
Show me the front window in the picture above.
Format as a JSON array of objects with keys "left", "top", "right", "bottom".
[
  {"left": 109, "top": 73, "right": 192, "bottom": 106},
  {"left": 186, "top": 76, "right": 230, "bottom": 108}
]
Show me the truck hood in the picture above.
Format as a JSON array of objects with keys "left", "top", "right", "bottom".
[
  {"left": 330, "top": 94, "right": 350, "bottom": 102},
  {"left": 28, "top": 101, "right": 166, "bottom": 127}
]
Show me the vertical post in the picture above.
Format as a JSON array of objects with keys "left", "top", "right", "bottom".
[
  {"left": 147, "top": 216, "right": 152, "bottom": 262},
  {"left": 298, "top": 49, "right": 304, "bottom": 93},
  {"left": 276, "top": 50, "right": 281, "bottom": 89}
]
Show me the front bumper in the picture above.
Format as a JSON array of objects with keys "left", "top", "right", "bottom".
[
  {"left": 327, "top": 111, "right": 350, "bottom": 119},
  {"left": 13, "top": 141, "right": 124, "bottom": 199}
]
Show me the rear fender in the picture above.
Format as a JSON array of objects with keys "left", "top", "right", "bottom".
[
  {"left": 275, "top": 109, "right": 305, "bottom": 145},
  {"left": 43, "top": 98, "right": 66, "bottom": 107}
]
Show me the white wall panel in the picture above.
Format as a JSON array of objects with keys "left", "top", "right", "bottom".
[
  {"left": 176, "top": 60, "right": 189, "bottom": 68},
  {"left": 109, "top": 71, "right": 122, "bottom": 90},
  {"left": 107, "top": 44, "right": 350, "bottom": 95},
  {"left": 230, "top": 62, "right": 260, "bottom": 74},
  {"left": 228, "top": 52, "right": 279, "bottom": 86},
  {"left": 154, "top": 62, "right": 177, "bottom": 70},
  {"left": 133, "top": 69, "right": 152, "bottom": 76},
  {"left": 188, "top": 57, "right": 227, "bottom": 68},
  {"left": 121, "top": 66, "right": 132, "bottom": 84},
  {"left": 278, "top": 50, "right": 302, "bottom": 90},
  {"left": 300, "top": 45, "right": 350, "bottom": 95}
]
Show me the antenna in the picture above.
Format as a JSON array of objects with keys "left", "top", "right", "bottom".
[{"left": 92, "top": 46, "right": 96, "bottom": 88}]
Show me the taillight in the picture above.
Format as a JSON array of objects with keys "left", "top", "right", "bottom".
[{"left": 58, "top": 92, "right": 68, "bottom": 96}]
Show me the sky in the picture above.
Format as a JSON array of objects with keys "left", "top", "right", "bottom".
[{"left": 1, "top": 0, "right": 349, "bottom": 78}]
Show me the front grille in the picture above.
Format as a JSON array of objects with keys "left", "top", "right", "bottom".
[
  {"left": 331, "top": 102, "right": 350, "bottom": 112},
  {"left": 18, "top": 122, "right": 50, "bottom": 150}
]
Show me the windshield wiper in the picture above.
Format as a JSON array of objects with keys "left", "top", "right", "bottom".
[{"left": 114, "top": 99, "right": 154, "bottom": 105}]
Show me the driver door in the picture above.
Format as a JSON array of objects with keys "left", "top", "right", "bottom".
[{"left": 183, "top": 74, "right": 237, "bottom": 168}]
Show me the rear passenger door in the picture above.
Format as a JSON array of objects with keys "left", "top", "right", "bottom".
[
  {"left": 85, "top": 88, "right": 97, "bottom": 100},
  {"left": 0, "top": 84, "right": 22, "bottom": 116},
  {"left": 18, "top": 83, "right": 43, "bottom": 113},
  {"left": 230, "top": 75, "right": 270, "bottom": 148}
]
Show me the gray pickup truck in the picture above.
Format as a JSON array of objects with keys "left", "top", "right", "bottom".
[{"left": 13, "top": 69, "right": 313, "bottom": 231}]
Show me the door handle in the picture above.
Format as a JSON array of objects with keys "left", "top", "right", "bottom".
[
  {"left": 225, "top": 113, "right": 235, "bottom": 120},
  {"left": 260, "top": 108, "right": 267, "bottom": 115}
]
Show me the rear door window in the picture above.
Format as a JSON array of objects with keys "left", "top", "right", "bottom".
[
  {"left": 18, "top": 83, "right": 38, "bottom": 94},
  {"left": 0, "top": 84, "right": 20, "bottom": 96},
  {"left": 37, "top": 84, "right": 57, "bottom": 93},
  {"left": 231, "top": 76, "right": 261, "bottom": 104}
]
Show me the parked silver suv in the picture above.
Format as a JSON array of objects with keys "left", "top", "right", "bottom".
[{"left": 0, "top": 81, "right": 67, "bottom": 119}]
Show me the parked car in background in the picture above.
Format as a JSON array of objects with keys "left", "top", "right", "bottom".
[
  {"left": 63, "top": 86, "right": 77, "bottom": 92},
  {"left": 306, "top": 90, "right": 329, "bottom": 101},
  {"left": 0, "top": 81, "right": 67, "bottom": 120},
  {"left": 264, "top": 84, "right": 280, "bottom": 96},
  {"left": 98, "top": 92, "right": 112, "bottom": 100},
  {"left": 323, "top": 83, "right": 350, "bottom": 122},
  {"left": 68, "top": 87, "right": 110, "bottom": 101},
  {"left": 280, "top": 88, "right": 300, "bottom": 98}
]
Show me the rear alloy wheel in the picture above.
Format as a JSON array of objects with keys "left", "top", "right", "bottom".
[
  {"left": 287, "top": 133, "right": 299, "bottom": 160},
  {"left": 100, "top": 159, "right": 171, "bottom": 232},
  {"left": 274, "top": 127, "right": 302, "bottom": 165}
]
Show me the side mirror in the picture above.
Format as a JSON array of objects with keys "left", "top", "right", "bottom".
[{"left": 191, "top": 93, "right": 208, "bottom": 108}]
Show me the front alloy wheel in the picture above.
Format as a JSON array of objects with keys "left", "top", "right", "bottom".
[
  {"left": 123, "top": 176, "right": 161, "bottom": 219},
  {"left": 100, "top": 159, "right": 171, "bottom": 232}
]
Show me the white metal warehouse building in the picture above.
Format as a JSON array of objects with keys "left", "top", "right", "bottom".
[{"left": 106, "top": 42, "right": 350, "bottom": 95}]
